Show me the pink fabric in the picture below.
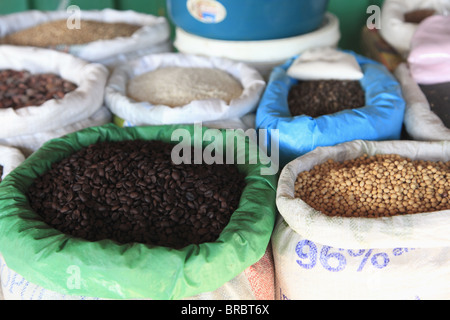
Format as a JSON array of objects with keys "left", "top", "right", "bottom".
[{"left": 408, "top": 15, "right": 450, "bottom": 85}]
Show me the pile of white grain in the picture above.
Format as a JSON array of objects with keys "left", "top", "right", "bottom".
[{"left": 127, "top": 67, "right": 244, "bottom": 108}]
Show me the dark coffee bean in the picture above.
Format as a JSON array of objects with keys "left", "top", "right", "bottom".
[
  {"left": 27, "top": 139, "right": 246, "bottom": 249},
  {"left": 82, "top": 184, "right": 91, "bottom": 194},
  {"left": 60, "top": 206, "right": 70, "bottom": 213},
  {"left": 79, "top": 193, "right": 88, "bottom": 203},
  {"left": 171, "top": 170, "right": 180, "bottom": 180},
  {"left": 204, "top": 190, "right": 214, "bottom": 198},
  {"left": 186, "top": 192, "right": 196, "bottom": 201},
  {"left": 288, "top": 80, "right": 365, "bottom": 118},
  {"left": 130, "top": 192, "right": 139, "bottom": 199}
]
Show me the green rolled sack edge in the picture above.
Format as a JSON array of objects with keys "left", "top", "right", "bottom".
[{"left": 0, "top": 123, "right": 277, "bottom": 300}]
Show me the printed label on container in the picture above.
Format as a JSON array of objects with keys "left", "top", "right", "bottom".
[
  {"left": 294, "top": 239, "right": 415, "bottom": 273},
  {"left": 187, "top": 0, "right": 227, "bottom": 24}
]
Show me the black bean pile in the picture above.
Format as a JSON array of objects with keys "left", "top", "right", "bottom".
[
  {"left": 27, "top": 140, "right": 247, "bottom": 249},
  {"left": 0, "top": 69, "right": 78, "bottom": 109},
  {"left": 288, "top": 80, "right": 366, "bottom": 118},
  {"left": 0, "top": 165, "right": 3, "bottom": 183},
  {"left": 420, "top": 82, "right": 450, "bottom": 128}
]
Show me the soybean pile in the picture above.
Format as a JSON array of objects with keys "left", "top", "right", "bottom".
[
  {"left": 295, "top": 154, "right": 450, "bottom": 218},
  {"left": 28, "top": 140, "right": 247, "bottom": 249}
]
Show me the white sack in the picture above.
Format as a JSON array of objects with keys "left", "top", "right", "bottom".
[
  {"left": 395, "top": 63, "right": 450, "bottom": 141},
  {"left": 0, "top": 46, "right": 109, "bottom": 140},
  {"left": 0, "top": 145, "right": 26, "bottom": 181},
  {"left": 287, "top": 47, "right": 364, "bottom": 81},
  {"left": 273, "top": 139, "right": 450, "bottom": 300},
  {"left": 105, "top": 53, "right": 266, "bottom": 127},
  {"left": 0, "top": 107, "right": 112, "bottom": 157},
  {"left": 0, "top": 9, "right": 172, "bottom": 66},
  {"left": 380, "top": 0, "right": 450, "bottom": 56}
]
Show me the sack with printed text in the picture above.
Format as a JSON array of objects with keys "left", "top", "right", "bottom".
[{"left": 273, "top": 139, "right": 450, "bottom": 300}]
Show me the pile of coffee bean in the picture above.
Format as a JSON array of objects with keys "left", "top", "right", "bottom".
[
  {"left": 27, "top": 139, "right": 247, "bottom": 249},
  {"left": 420, "top": 82, "right": 450, "bottom": 128},
  {"left": 1, "top": 20, "right": 141, "bottom": 47},
  {"left": 294, "top": 154, "right": 450, "bottom": 218},
  {"left": 0, "top": 69, "right": 78, "bottom": 109},
  {"left": 288, "top": 80, "right": 366, "bottom": 118}
]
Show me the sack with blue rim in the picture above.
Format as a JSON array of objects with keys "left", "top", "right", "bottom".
[{"left": 256, "top": 48, "right": 406, "bottom": 167}]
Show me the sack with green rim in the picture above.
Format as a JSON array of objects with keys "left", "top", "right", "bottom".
[{"left": 0, "top": 123, "right": 277, "bottom": 300}]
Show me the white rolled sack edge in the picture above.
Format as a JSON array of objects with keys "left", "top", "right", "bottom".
[
  {"left": 276, "top": 139, "right": 450, "bottom": 250},
  {"left": 0, "top": 45, "right": 109, "bottom": 140}
]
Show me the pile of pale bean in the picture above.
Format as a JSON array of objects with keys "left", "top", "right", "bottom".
[{"left": 295, "top": 154, "right": 450, "bottom": 218}]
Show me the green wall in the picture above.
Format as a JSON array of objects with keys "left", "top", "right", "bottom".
[{"left": 0, "top": 0, "right": 385, "bottom": 53}]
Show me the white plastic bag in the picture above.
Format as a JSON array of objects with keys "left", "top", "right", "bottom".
[
  {"left": 380, "top": 0, "right": 450, "bottom": 56},
  {"left": 105, "top": 53, "right": 266, "bottom": 128},
  {"left": 0, "top": 145, "right": 26, "bottom": 301},
  {"left": 287, "top": 47, "right": 363, "bottom": 81},
  {"left": 0, "top": 9, "right": 172, "bottom": 66},
  {"left": 0, "top": 145, "right": 26, "bottom": 181},
  {"left": 273, "top": 139, "right": 450, "bottom": 300},
  {"left": 395, "top": 63, "right": 450, "bottom": 141},
  {"left": 0, "top": 45, "right": 109, "bottom": 142}
]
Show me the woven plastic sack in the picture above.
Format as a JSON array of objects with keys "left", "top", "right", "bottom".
[
  {"left": 256, "top": 51, "right": 406, "bottom": 167},
  {"left": 0, "top": 123, "right": 277, "bottom": 300},
  {"left": 395, "top": 63, "right": 450, "bottom": 141},
  {"left": 105, "top": 53, "right": 265, "bottom": 129},
  {"left": 273, "top": 139, "right": 450, "bottom": 300},
  {"left": 0, "top": 45, "right": 109, "bottom": 141},
  {"left": 0, "top": 9, "right": 172, "bottom": 66}
]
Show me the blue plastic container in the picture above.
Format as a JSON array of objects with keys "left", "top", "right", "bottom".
[{"left": 167, "top": 0, "right": 330, "bottom": 41}]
